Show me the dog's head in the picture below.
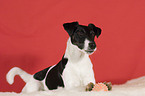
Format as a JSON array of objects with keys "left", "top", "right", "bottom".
[{"left": 63, "top": 21, "right": 101, "bottom": 55}]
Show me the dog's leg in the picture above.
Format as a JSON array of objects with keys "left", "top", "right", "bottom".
[
  {"left": 83, "top": 73, "right": 95, "bottom": 87},
  {"left": 63, "top": 68, "right": 81, "bottom": 89},
  {"left": 81, "top": 64, "right": 96, "bottom": 91},
  {"left": 84, "top": 74, "right": 95, "bottom": 91},
  {"left": 22, "top": 78, "right": 44, "bottom": 93}
]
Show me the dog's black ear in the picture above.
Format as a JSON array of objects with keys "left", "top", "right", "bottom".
[
  {"left": 63, "top": 22, "right": 79, "bottom": 36},
  {"left": 88, "top": 24, "right": 101, "bottom": 38}
]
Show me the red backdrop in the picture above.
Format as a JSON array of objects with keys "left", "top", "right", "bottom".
[{"left": 0, "top": 0, "right": 145, "bottom": 92}]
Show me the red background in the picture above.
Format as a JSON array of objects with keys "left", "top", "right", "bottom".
[{"left": 0, "top": 0, "right": 145, "bottom": 92}]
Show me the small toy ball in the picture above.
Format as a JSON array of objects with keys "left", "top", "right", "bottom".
[
  {"left": 86, "top": 82, "right": 112, "bottom": 91},
  {"left": 92, "top": 83, "right": 108, "bottom": 91}
]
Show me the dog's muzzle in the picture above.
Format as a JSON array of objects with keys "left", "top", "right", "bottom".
[
  {"left": 89, "top": 42, "right": 96, "bottom": 50},
  {"left": 85, "top": 42, "right": 96, "bottom": 54}
]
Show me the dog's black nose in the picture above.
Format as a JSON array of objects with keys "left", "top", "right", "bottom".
[{"left": 89, "top": 42, "right": 96, "bottom": 49}]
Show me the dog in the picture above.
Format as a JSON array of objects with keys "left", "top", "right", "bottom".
[{"left": 6, "top": 21, "right": 101, "bottom": 93}]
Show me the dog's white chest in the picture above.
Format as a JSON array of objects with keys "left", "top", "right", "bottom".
[{"left": 62, "top": 55, "right": 95, "bottom": 89}]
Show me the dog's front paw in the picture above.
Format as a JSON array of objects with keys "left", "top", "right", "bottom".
[{"left": 85, "top": 82, "right": 94, "bottom": 91}]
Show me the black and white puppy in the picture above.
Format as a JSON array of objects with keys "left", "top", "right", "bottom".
[{"left": 6, "top": 21, "right": 101, "bottom": 93}]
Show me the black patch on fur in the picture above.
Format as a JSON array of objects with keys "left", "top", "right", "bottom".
[
  {"left": 63, "top": 22, "right": 101, "bottom": 50},
  {"left": 33, "top": 67, "right": 51, "bottom": 81},
  {"left": 88, "top": 23, "right": 101, "bottom": 38},
  {"left": 71, "top": 25, "right": 96, "bottom": 50},
  {"left": 45, "top": 57, "right": 68, "bottom": 90},
  {"left": 63, "top": 22, "right": 78, "bottom": 36}
]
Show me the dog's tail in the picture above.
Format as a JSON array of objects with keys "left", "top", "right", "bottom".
[{"left": 6, "top": 67, "right": 32, "bottom": 85}]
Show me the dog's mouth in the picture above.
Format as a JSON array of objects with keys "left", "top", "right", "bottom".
[
  {"left": 85, "top": 50, "right": 94, "bottom": 54},
  {"left": 84, "top": 48, "right": 97, "bottom": 54}
]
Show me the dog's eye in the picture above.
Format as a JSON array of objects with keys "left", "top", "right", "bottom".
[
  {"left": 90, "top": 31, "right": 95, "bottom": 37},
  {"left": 77, "top": 31, "right": 84, "bottom": 36}
]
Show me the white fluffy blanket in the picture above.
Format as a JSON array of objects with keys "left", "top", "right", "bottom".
[{"left": 1, "top": 76, "right": 145, "bottom": 96}]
